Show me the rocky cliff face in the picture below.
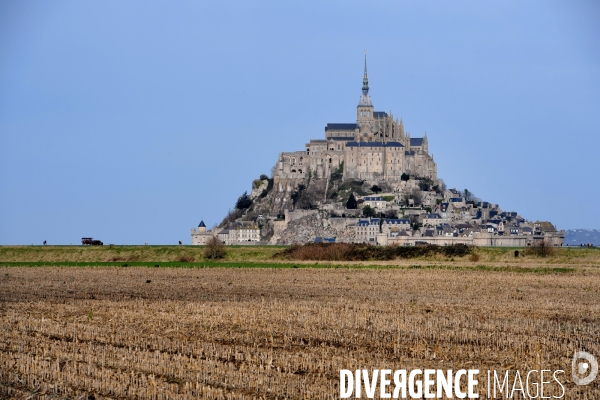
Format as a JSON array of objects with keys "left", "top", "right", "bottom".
[
  {"left": 250, "top": 179, "right": 269, "bottom": 200},
  {"left": 273, "top": 213, "right": 357, "bottom": 245}
]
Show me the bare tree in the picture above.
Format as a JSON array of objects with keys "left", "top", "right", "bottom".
[
  {"left": 384, "top": 209, "right": 398, "bottom": 219},
  {"left": 526, "top": 239, "right": 554, "bottom": 258},
  {"left": 204, "top": 237, "right": 226, "bottom": 259},
  {"left": 404, "top": 188, "right": 422, "bottom": 207},
  {"left": 440, "top": 179, "right": 447, "bottom": 192}
]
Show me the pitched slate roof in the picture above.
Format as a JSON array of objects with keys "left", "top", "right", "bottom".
[
  {"left": 328, "top": 137, "right": 353, "bottom": 141},
  {"left": 405, "top": 150, "right": 415, "bottom": 156},
  {"left": 198, "top": 221, "right": 206, "bottom": 227},
  {"left": 346, "top": 142, "right": 384, "bottom": 148},
  {"left": 325, "top": 123, "right": 358, "bottom": 131},
  {"left": 410, "top": 138, "right": 424, "bottom": 146},
  {"left": 426, "top": 214, "right": 442, "bottom": 219},
  {"left": 346, "top": 141, "right": 405, "bottom": 148},
  {"left": 386, "top": 141, "right": 404, "bottom": 147},
  {"left": 382, "top": 218, "right": 410, "bottom": 224},
  {"left": 364, "top": 196, "right": 385, "bottom": 201},
  {"left": 383, "top": 218, "right": 410, "bottom": 224},
  {"left": 374, "top": 111, "right": 388, "bottom": 118}
]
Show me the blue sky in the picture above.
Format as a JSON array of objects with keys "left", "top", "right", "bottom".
[{"left": 1, "top": 1, "right": 598, "bottom": 244}]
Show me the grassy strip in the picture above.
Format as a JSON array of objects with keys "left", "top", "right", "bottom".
[
  {"left": 0, "top": 261, "right": 576, "bottom": 274},
  {"left": 1, "top": 245, "right": 598, "bottom": 265}
]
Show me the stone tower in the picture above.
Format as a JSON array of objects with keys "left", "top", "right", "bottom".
[{"left": 356, "top": 54, "right": 375, "bottom": 140}]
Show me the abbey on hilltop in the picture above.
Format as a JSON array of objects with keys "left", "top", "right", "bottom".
[
  {"left": 274, "top": 55, "right": 437, "bottom": 190},
  {"left": 193, "top": 56, "right": 564, "bottom": 247}
]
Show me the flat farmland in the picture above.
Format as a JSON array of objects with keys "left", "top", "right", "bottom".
[{"left": 1, "top": 263, "right": 599, "bottom": 399}]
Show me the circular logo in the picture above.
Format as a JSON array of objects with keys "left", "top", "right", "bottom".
[{"left": 572, "top": 351, "right": 598, "bottom": 386}]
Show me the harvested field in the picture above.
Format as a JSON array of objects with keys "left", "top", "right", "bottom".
[{"left": 1, "top": 266, "right": 599, "bottom": 399}]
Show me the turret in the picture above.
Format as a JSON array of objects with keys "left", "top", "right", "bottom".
[{"left": 198, "top": 220, "right": 207, "bottom": 233}]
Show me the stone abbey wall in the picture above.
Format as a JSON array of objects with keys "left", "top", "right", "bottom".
[{"left": 274, "top": 118, "right": 437, "bottom": 186}]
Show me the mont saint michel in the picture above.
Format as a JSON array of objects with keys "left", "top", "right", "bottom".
[{"left": 193, "top": 57, "right": 564, "bottom": 247}]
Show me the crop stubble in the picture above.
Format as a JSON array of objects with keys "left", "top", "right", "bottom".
[{"left": 0, "top": 267, "right": 598, "bottom": 399}]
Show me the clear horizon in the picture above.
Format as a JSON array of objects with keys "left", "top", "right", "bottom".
[{"left": 1, "top": 1, "right": 599, "bottom": 244}]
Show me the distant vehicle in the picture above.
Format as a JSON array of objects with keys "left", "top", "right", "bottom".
[{"left": 82, "top": 238, "right": 103, "bottom": 246}]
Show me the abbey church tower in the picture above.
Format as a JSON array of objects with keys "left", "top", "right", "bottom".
[
  {"left": 272, "top": 55, "right": 437, "bottom": 209},
  {"left": 356, "top": 55, "right": 375, "bottom": 140}
]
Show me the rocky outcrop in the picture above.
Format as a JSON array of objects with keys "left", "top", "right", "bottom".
[
  {"left": 274, "top": 213, "right": 357, "bottom": 244},
  {"left": 250, "top": 179, "right": 269, "bottom": 200}
]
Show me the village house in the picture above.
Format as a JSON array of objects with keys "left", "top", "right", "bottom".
[
  {"left": 422, "top": 213, "right": 443, "bottom": 226},
  {"left": 217, "top": 222, "right": 261, "bottom": 245},
  {"left": 356, "top": 218, "right": 380, "bottom": 242},
  {"left": 363, "top": 196, "right": 387, "bottom": 209},
  {"left": 381, "top": 218, "right": 411, "bottom": 236}
]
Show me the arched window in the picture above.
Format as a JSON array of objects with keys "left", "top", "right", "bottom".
[{"left": 299, "top": 157, "right": 303, "bottom": 164}]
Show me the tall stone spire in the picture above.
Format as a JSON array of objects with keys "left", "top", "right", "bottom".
[
  {"left": 358, "top": 51, "right": 373, "bottom": 107},
  {"left": 362, "top": 53, "right": 369, "bottom": 95}
]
